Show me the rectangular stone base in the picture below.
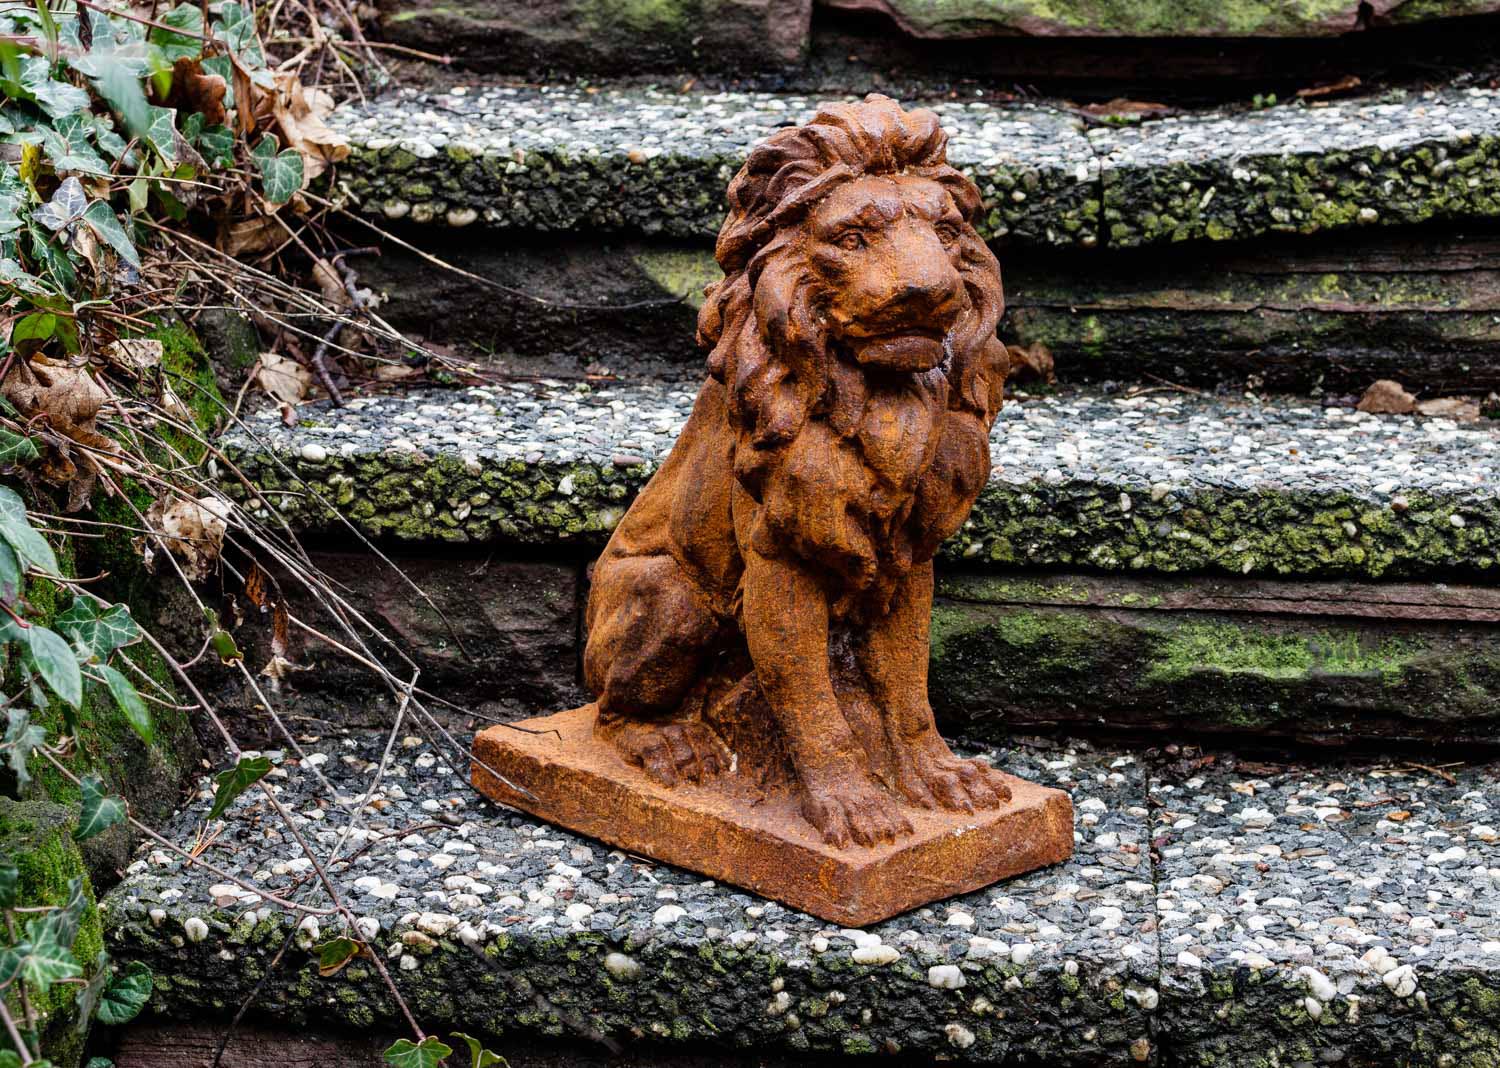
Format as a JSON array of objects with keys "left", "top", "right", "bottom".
[{"left": 471, "top": 705, "right": 1075, "bottom": 926}]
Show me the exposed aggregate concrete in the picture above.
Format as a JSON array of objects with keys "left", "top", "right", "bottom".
[
  {"left": 104, "top": 734, "right": 1157, "bottom": 1064},
  {"left": 101, "top": 734, "right": 1500, "bottom": 1064},
  {"left": 1095, "top": 86, "right": 1500, "bottom": 247},
  {"left": 1151, "top": 757, "right": 1500, "bottom": 1067},
  {"left": 327, "top": 84, "right": 1500, "bottom": 249},
  {"left": 329, "top": 86, "right": 1096, "bottom": 247},
  {"left": 220, "top": 384, "right": 1500, "bottom": 580}
]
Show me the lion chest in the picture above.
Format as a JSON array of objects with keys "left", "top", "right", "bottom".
[{"left": 853, "top": 378, "right": 945, "bottom": 506}]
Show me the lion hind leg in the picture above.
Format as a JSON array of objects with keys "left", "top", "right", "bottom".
[{"left": 584, "top": 553, "right": 730, "bottom": 786}]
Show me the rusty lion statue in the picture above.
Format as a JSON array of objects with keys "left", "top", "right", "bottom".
[{"left": 583, "top": 94, "right": 1013, "bottom": 848}]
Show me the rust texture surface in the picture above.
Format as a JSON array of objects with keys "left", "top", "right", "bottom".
[
  {"left": 474, "top": 707, "right": 1073, "bottom": 926},
  {"left": 472, "top": 95, "right": 1073, "bottom": 919}
]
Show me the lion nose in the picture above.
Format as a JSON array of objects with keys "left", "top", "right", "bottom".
[{"left": 888, "top": 271, "right": 963, "bottom": 325}]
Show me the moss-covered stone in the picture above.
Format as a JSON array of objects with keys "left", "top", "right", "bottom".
[
  {"left": 1003, "top": 231, "right": 1500, "bottom": 392},
  {"left": 820, "top": 0, "right": 1499, "bottom": 38},
  {"left": 929, "top": 575, "right": 1500, "bottom": 745},
  {"left": 0, "top": 798, "right": 104, "bottom": 1068},
  {"left": 1095, "top": 90, "right": 1500, "bottom": 248},
  {"left": 376, "top": 0, "right": 807, "bottom": 76}
]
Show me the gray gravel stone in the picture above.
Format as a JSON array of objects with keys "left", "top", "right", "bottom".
[
  {"left": 327, "top": 83, "right": 1500, "bottom": 249},
  {"left": 101, "top": 733, "right": 1500, "bottom": 1064},
  {"left": 328, "top": 86, "right": 1098, "bottom": 247},
  {"left": 1151, "top": 754, "right": 1500, "bottom": 1067},
  {"left": 104, "top": 734, "right": 1156, "bottom": 1063},
  {"left": 220, "top": 384, "right": 1499, "bottom": 579}
]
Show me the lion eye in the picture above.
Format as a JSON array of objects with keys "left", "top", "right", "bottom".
[
  {"left": 835, "top": 231, "right": 866, "bottom": 251},
  {"left": 936, "top": 223, "right": 960, "bottom": 244}
]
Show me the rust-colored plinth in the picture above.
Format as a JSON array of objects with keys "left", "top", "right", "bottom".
[{"left": 472, "top": 705, "right": 1075, "bottom": 926}]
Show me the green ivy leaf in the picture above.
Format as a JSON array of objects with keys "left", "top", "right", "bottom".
[
  {"left": 0, "top": 946, "right": 22, "bottom": 988},
  {"left": 87, "top": 60, "right": 150, "bottom": 141},
  {"left": 82, "top": 200, "right": 140, "bottom": 268},
  {"left": 150, "top": 3, "right": 204, "bottom": 63},
  {"left": 0, "top": 427, "right": 40, "bottom": 466},
  {"left": 3, "top": 708, "right": 47, "bottom": 786},
  {"left": 0, "top": 540, "right": 20, "bottom": 604},
  {"left": 197, "top": 123, "right": 234, "bottom": 168},
  {"left": 146, "top": 104, "right": 177, "bottom": 163},
  {"left": 21, "top": 913, "right": 83, "bottom": 994},
  {"left": 73, "top": 951, "right": 110, "bottom": 1031},
  {"left": 96, "top": 960, "right": 152, "bottom": 1025},
  {"left": 453, "top": 1033, "right": 508, "bottom": 1068},
  {"left": 56, "top": 597, "right": 142, "bottom": 662},
  {"left": 101, "top": 663, "right": 152, "bottom": 745},
  {"left": 208, "top": 755, "right": 271, "bottom": 820},
  {"left": 75, "top": 774, "right": 126, "bottom": 841},
  {"left": 213, "top": 2, "right": 263, "bottom": 66},
  {"left": 17, "top": 54, "right": 90, "bottom": 119},
  {"left": 383, "top": 1038, "right": 453, "bottom": 1068},
  {"left": 85, "top": 1059, "right": 115, "bottom": 1068},
  {"left": 0, "top": 859, "right": 17, "bottom": 908},
  {"left": 39, "top": 875, "right": 89, "bottom": 951},
  {"left": 0, "top": 484, "right": 58, "bottom": 573},
  {"left": 313, "top": 936, "right": 359, "bottom": 977},
  {"left": 32, "top": 175, "right": 87, "bottom": 231},
  {"left": 27, "top": 220, "right": 77, "bottom": 293},
  {"left": 25, "top": 623, "right": 83, "bottom": 708},
  {"left": 251, "top": 134, "right": 303, "bottom": 207},
  {"left": 0, "top": 1049, "right": 22, "bottom": 1068},
  {"left": 36, "top": 113, "right": 111, "bottom": 175}
]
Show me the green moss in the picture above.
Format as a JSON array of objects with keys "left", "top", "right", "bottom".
[
  {"left": 145, "top": 320, "right": 228, "bottom": 459},
  {"left": 629, "top": 247, "right": 721, "bottom": 311},
  {"left": 0, "top": 798, "right": 104, "bottom": 1068},
  {"left": 1147, "top": 623, "right": 1314, "bottom": 683}
]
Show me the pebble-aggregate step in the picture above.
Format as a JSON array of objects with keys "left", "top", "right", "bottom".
[
  {"left": 101, "top": 732, "right": 1500, "bottom": 1066},
  {"left": 328, "top": 84, "right": 1500, "bottom": 249},
  {"left": 221, "top": 384, "right": 1500, "bottom": 580}
]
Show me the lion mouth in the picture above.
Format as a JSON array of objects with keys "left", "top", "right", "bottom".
[{"left": 846, "top": 328, "right": 949, "bottom": 371}]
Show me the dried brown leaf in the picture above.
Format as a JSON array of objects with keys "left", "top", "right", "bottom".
[
  {"left": 221, "top": 215, "right": 282, "bottom": 256},
  {"left": 103, "top": 338, "right": 163, "bottom": 375},
  {"left": 1415, "top": 397, "right": 1481, "bottom": 421},
  {"left": 1006, "top": 342, "right": 1056, "bottom": 384},
  {"left": 269, "top": 71, "right": 350, "bottom": 182},
  {"left": 144, "top": 494, "right": 231, "bottom": 582},
  {"left": 166, "top": 57, "right": 228, "bottom": 127},
  {"left": 2, "top": 356, "right": 116, "bottom": 454},
  {"left": 311, "top": 257, "right": 349, "bottom": 307},
  {"left": 1356, "top": 379, "right": 1416, "bottom": 415},
  {"left": 253, "top": 352, "right": 311, "bottom": 406}
]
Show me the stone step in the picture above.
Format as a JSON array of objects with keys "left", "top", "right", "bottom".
[
  {"left": 330, "top": 83, "right": 1500, "bottom": 251},
  {"left": 376, "top": 0, "right": 1500, "bottom": 91},
  {"left": 364, "top": 230, "right": 1500, "bottom": 393},
  {"left": 214, "top": 548, "right": 1500, "bottom": 753},
  {"left": 222, "top": 384, "right": 1499, "bottom": 581},
  {"left": 102, "top": 729, "right": 1500, "bottom": 1066}
]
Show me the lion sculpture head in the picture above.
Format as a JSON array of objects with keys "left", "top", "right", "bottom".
[{"left": 695, "top": 93, "right": 1009, "bottom": 601}]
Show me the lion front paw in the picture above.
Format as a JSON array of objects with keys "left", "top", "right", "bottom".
[
  {"left": 895, "top": 735, "right": 1012, "bottom": 813},
  {"left": 799, "top": 769, "right": 912, "bottom": 848},
  {"left": 598, "top": 716, "right": 730, "bottom": 787}
]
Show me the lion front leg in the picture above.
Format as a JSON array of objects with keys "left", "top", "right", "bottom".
[
  {"left": 742, "top": 548, "right": 912, "bottom": 848},
  {"left": 855, "top": 562, "right": 1012, "bottom": 811}
]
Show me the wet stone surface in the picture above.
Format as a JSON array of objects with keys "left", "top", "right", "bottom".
[
  {"left": 328, "top": 86, "right": 1099, "bottom": 247},
  {"left": 328, "top": 83, "right": 1500, "bottom": 249},
  {"left": 101, "top": 733, "right": 1500, "bottom": 1064},
  {"left": 1094, "top": 86, "right": 1500, "bottom": 247},
  {"left": 104, "top": 733, "right": 1157, "bottom": 1064},
  {"left": 1150, "top": 756, "right": 1500, "bottom": 1067},
  {"left": 221, "top": 384, "right": 1500, "bottom": 579}
]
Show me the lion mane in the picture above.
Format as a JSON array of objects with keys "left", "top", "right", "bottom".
[{"left": 694, "top": 94, "right": 1008, "bottom": 605}]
